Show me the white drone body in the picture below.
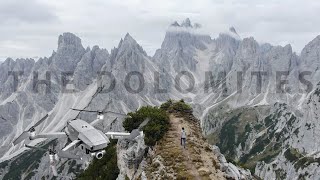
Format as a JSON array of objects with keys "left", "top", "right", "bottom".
[
  {"left": 13, "top": 109, "right": 147, "bottom": 177},
  {"left": 64, "top": 118, "right": 135, "bottom": 159}
]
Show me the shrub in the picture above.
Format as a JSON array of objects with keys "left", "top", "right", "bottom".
[
  {"left": 284, "top": 148, "right": 302, "bottom": 163},
  {"left": 123, "top": 106, "right": 170, "bottom": 146},
  {"left": 160, "top": 99, "right": 173, "bottom": 110},
  {"left": 172, "top": 99, "right": 192, "bottom": 112},
  {"left": 160, "top": 99, "right": 192, "bottom": 113}
]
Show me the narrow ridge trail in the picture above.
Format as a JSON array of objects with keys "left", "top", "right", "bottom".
[
  {"left": 170, "top": 114, "right": 202, "bottom": 180},
  {"left": 146, "top": 113, "right": 225, "bottom": 179}
]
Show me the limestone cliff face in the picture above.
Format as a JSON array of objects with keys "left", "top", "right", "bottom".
[{"left": 117, "top": 136, "right": 146, "bottom": 179}]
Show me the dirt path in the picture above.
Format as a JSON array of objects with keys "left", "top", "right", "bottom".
[
  {"left": 169, "top": 115, "right": 202, "bottom": 180},
  {"left": 146, "top": 113, "right": 226, "bottom": 179}
]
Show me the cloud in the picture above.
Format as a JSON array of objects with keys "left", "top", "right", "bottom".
[
  {"left": 0, "top": 0, "right": 319, "bottom": 59},
  {"left": 0, "top": 0, "right": 58, "bottom": 24}
]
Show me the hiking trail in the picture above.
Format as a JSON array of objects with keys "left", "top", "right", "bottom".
[{"left": 146, "top": 113, "right": 226, "bottom": 180}]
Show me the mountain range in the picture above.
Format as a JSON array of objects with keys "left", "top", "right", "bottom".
[{"left": 0, "top": 18, "right": 320, "bottom": 179}]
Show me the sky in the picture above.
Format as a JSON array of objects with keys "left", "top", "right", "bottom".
[{"left": 0, "top": 0, "right": 320, "bottom": 60}]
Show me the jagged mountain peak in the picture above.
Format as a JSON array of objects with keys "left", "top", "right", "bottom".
[
  {"left": 119, "top": 33, "right": 134, "bottom": 45},
  {"left": 116, "top": 33, "right": 147, "bottom": 56},
  {"left": 162, "top": 19, "right": 208, "bottom": 49},
  {"left": 238, "top": 37, "right": 259, "bottom": 52},
  {"left": 3, "top": 57, "right": 15, "bottom": 64},
  {"left": 309, "top": 35, "right": 320, "bottom": 43},
  {"left": 301, "top": 35, "right": 320, "bottom": 54},
  {"left": 229, "top": 26, "right": 238, "bottom": 35},
  {"left": 2, "top": 57, "right": 35, "bottom": 66},
  {"left": 181, "top": 18, "right": 192, "bottom": 28},
  {"left": 300, "top": 35, "right": 320, "bottom": 68},
  {"left": 52, "top": 32, "right": 86, "bottom": 71},
  {"left": 218, "top": 26, "right": 241, "bottom": 41},
  {"left": 122, "top": 33, "right": 138, "bottom": 46},
  {"left": 154, "top": 19, "right": 211, "bottom": 72},
  {"left": 194, "top": 23, "right": 201, "bottom": 29},
  {"left": 124, "top": 32, "right": 133, "bottom": 40},
  {"left": 58, "top": 32, "right": 83, "bottom": 50},
  {"left": 56, "top": 32, "right": 85, "bottom": 56},
  {"left": 170, "top": 21, "right": 180, "bottom": 27},
  {"left": 170, "top": 18, "right": 201, "bottom": 29}
]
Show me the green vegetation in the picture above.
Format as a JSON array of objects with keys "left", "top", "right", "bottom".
[
  {"left": 3, "top": 141, "right": 56, "bottom": 180},
  {"left": 239, "top": 105, "right": 292, "bottom": 168},
  {"left": 77, "top": 140, "right": 119, "bottom": 180},
  {"left": 275, "top": 168, "right": 287, "bottom": 179},
  {"left": 284, "top": 148, "right": 302, "bottom": 163},
  {"left": 0, "top": 160, "right": 8, "bottom": 169},
  {"left": 160, "top": 99, "right": 192, "bottom": 112},
  {"left": 296, "top": 157, "right": 320, "bottom": 171},
  {"left": 238, "top": 123, "right": 252, "bottom": 149},
  {"left": 315, "top": 88, "right": 320, "bottom": 96},
  {"left": 243, "top": 105, "right": 294, "bottom": 167},
  {"left": 305, "top": 123, "right": 312, "bottom": 130},
  {"left": 283, "top": 148, "right": 320, "bottom": 171},
  {"left": 251, "top": 137, "right": 270, "bottom": 155},
  {"left": 123, "top": 106, "right": 170, "bottom": 146},
  {"left": 264, "top": 114, "right": 274, "bottom": 127},
  {"left": 293, "top": 128, "right": 300, "bottom": 136},
  {"left": 217, "top": 113, "right": 240, "bottom": 157},
  {"left": 239, "top": 110, "right": 283, "bottom": 170},
  {"left": 298, "top": 172, "right": 310, "bottom": 180},
  {"left": 287, "top": 115, "right": 297, "bottom": 128},
  {"left": 171, "top": 99, "right": 192, "bottom": 112},
  {"left": 254, "top": 124, "right": 263, "bottom": 131},
  {"left": 211, "top": 105, "right": 297, "bottom": 173},
  {"left": 159, "top": 99, "right": 173, "bottom": 110},
  {"left": 260, "top": 153, "right": 280, "bottom": 164}
]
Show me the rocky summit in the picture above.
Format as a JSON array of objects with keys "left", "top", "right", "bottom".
[{"left": 0, "top": 18, "right": 320, "bottom": 179}]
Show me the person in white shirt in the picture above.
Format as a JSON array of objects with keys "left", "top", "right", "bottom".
[{"left": 181, "top": 127, "right": 186, "bottom": 149}]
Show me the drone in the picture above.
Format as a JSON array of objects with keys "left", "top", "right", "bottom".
[{"left": 12, "top": 108, "right": 148, "bottom": 177}]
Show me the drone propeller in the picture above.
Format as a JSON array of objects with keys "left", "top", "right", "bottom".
[
  {"left": 94, "top": 117, "right": 118, "bottom": 132},
  {"left": 127, "top": 118, "right": 150, "bottom": 140},
  {"left": 13, "top": 114, "right": 49, "bottom": 145},
  {"left": 70, "top": 108, "right": 96, "bottom": 113},
  {"left": 71, "top": 108, "right": 129, "bottom": 117},
  {"left": 127, "top": 129, "right": 140, "bottom": 140},
  {"left": 25, "top": 144, "right": 47, "bottom": 151},
  {"left": 138, "top": 118, "right": 150, "bottom": 129}
]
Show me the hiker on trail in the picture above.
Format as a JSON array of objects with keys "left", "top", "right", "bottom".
[{"left": 181, "top": 127, "right": 186, "bottom": 148}]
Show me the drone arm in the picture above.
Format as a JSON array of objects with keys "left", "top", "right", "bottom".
[
  {"left": 62, "top": 140, "right": 81, "bottom": 152},
  {"left": 105, "top": 132, "right": 131, "bottom": 139},
  {"left": 90, "top": 118, "right": 102, "bottom": 126},
  {"left": 51, "top": 164, "right": 58, "bottom": 177},
  {"left": 34, "top": 132, "right": 67, "bottom": 139}
]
